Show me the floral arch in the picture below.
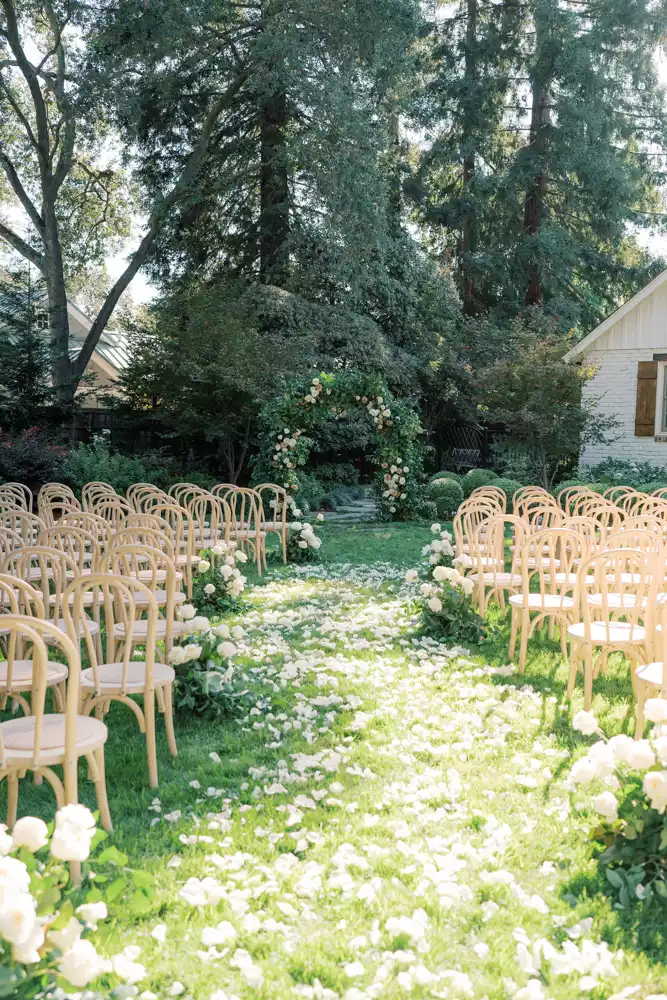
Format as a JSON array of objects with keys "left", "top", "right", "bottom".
[{"left": 254, "top": 372, "right": 423, "bottom": 520}]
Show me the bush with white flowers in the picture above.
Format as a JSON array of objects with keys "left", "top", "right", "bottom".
[
  {"left": 0, "top": 805, "right": 153, "bottom": 998},
  {"left": 254, "top": 371, "right": 424, "bottom": 523},
  {"left": 170, "top": 614, "right": 252, "bottom": 720},
  {"left": 189, "top": 541, "right": 248, "bottom": 616},
  {"left": 404, "top": 523, "right": 484, "bottom": 643},
  {"left": 287, "top": 515, "right": 324, "bottom": 562},
  {"left": 570, "top": 703, "right": 667, "bottom": 904}
]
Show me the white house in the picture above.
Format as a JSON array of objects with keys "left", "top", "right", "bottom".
[
  {"left": 64, "top": 300, "right": 129, "bottom": 407},
  {"left": 564, "top": 268, "right": 667, "bottom": 466}
]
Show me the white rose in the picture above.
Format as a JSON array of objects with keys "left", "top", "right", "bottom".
[
  {"left": 76, "top": 901, "right": 107, "bottom": 929},
  {"left": 643, "top": 770, "right": 667, "bottom": 814},
  {"left": 587, "top": 741, "right": 616, "bottom": 777},
  {"left": 168, "top": 646, "right": 187, "bottom": 665},
  {"left": 231, "top": 625, "right": 244, "bottom": 640},
  {"left": 627, "top": 739, "right": 656, "bottom": 771},
  {"left": 48, "top": 916, "right": 83, "bottom": 952},
  {"left": 428, "top": 596, "right": 443, "bottom": 613},
  {"left": 211, "top": 543, "right": 226, "bottom": 556},
  {"left": 572, "top": 710, "right": 599, "bottom": 736},
  {"left": 190, "top": 616, "right": 210, "bottom": 633},
  {"left": 11, "top": 817, "right": 48, "bottom": 853},
  {"left": 460, "top": 577, "right": 475, "bottom": 596},
  {"left": 570, "top": 756, "right": 598, "bottom": 784},
  {"left": 112, "top": 950, "right": 146, "bottom": 984},
  {"left": 235, "top": 551, "right": 248, "bottom": 563},
  {"left": 298, "top": 540, "right": 308, "bottom": 549},
  {"left": 644, "top": 698, "right": 667, "bottom": 724},
  {"left": 50, "top": 805, "right": 96, "bottom": 862},
  {"left": 593, "top": 791, "right": 619, "bottom": 821},
  {"left": 178, "top": 604, "right": 196, "bottom": 620},
  {"left": 405, "top": 569, "right": 418, "bottom": 582},
  {"left": 220, "top": 564, "right": 233, "bottom": 580},
  {"left": 432, "top": 565, "right": 449, "bottom": 582},
  {"left": 217, "top": 642, "right": 237, "bottom": 659},
  {"left": 431, "top": 523, "right": 441, "bottom": 534},
  {"left": 316, "top": 513, "right": 324, "bottom": 521},
  {"left": 0, "top": 857, "right": 30, "bottom": 902},
  {"left": 204, "top": 584, "right": 216, "bottom": 595},
  {"left": 59, "top": 939, "right": 111, "bottom": 987},
  {"left": 215, "top": 623, "right": 230, "bottom": 638},
  {"left": 653, "top": 735, "right": 667, "bottom": 765},
  {"left": 0, "top": 893, "right": 37, "bottom": 945},
  {"left": 608, "top": 734, "right": 636, "bottom": 764},
  {"left": 0, "top": 826, "right": 13, "bottom": 857},
  {"left": 197, "top": 560, "right": 210, "bottom": 574},
  {"left": 183, "top": 644, "right": 202, "bottom": 662},
  {"left": 12, "top": 921, "right": 44, "bottom": 963}
]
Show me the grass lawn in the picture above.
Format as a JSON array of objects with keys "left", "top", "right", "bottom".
[{"left": 3, "top": 520, "right": 667, "bottom": 998}]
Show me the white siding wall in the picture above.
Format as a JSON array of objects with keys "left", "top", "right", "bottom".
[
  {"left": 580, "top": 350, "right": 667, "bottom": 465},
  {"left": 577, "top": 275, "right": 667, "bottom": 467}
]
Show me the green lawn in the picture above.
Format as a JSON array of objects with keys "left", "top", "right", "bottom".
[{"left": 3, "top": 521, "right": 666, "bottom": 998}]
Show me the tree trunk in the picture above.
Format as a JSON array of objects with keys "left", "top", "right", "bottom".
[
  {"left": 259, "top": 89, "right": 289, "bottom": 283},
  {"left": 42, "top": 196, "right": 75, "bottom": 409},
  {"left": 523, "top": 3, "right": 552, "bottom": 308},
  {"left": 460, "top": 0, "right": 478, "bottom": 315}
]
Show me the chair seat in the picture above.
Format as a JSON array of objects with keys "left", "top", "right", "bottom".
[
  {"left": 260, "top": 521, "right": 285, "bottom": 531},
  {"left": 471, "top": 572, "right": 522, "bottom": 586},
  {"left": 133, "top": 589, "right": 186, "bottom": 607},
  {"left": 458, "top": 555, "right": 502, "bottom": 569},
  {"left": 134, "top": 568, "right": 184, "bottom": 584},
  {"left": 0, "top": 714, "right": 107, "bottom": 764},
  {"left": 544, "top": 573, "right": 595, "bottom": 588},
  {"left": 112, "top": 619, "right": 185, "bottom": 639},
  {"left": 567, "top": 621, "right": 646, "bottom": 643},
  {"left": 509, "top": 593, "right": 574, "bottom": 610},
  {"left": 636, "top": 661, "right": 665, "bottom": 687},
  {"left": 229, "top": 528, "right": 266, "bottom": 539},
  {"left": 81, "top": 661, "right": 175, "bottom": 692},
  {"left": 175, "top": 553, "right": 200, "bottom": 565},
  {"left": 48, "top": 618, "right": 99, "bottom": 638},
  {"left": 0, "top": 659, "right": 68, "bottom": 689},
  {"left": 586, "top": 592, "right": 647, "bottom": 610}
]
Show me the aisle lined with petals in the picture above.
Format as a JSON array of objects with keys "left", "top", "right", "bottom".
[{"left": 114, "top": 561, "right": 666, "bottom": 999}]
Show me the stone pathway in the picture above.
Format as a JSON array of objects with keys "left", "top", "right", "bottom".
[{"left": 318, "top": 498, "right": 379, "bottom": 524}]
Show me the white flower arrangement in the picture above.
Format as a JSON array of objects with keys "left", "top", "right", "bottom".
[
  {"left": 355, "top": 393, "right": 393, "bottom": 430},
  {"left": 271, "top": 426, "right": 304, "bottom": 471},
  {"left": 570, "top": 703, "right": 667, "bottom": 901},
  {"left": 288, "top": 520, "right": 322, "bottom": 561},
  {"left": 0, "top": 806, "right": 148, "bottom": 992},
  {"left": 380, "top": 459, "right": 410, "bottom": 514},
  {"left": 404, "top": 524, "right": 482, "bottom": 641}
]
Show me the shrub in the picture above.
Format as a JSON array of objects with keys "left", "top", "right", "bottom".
[
  {"left": 637, "top": 481, "right": 667, "bottom": 494},
  {"left": 571, "top": 703, "right": 667, "bottom": 906},
  {"left": 404, "top": 524, "right": 485, "bottom": 644},
  {"left": 61, "top": 439, "right": 170, "bottom": 495},
  {"left": 0, "top": 427, "right": 66, "bottom": 493},
  {"left": 493, "top": 477, "right": 523, "bottom": 511},
  {"left": 314, "top": 461, "right": 360, "bottom": 486},
  {"left": 555, "top": 478, "right": 586, "bottom": 494},
  {"left": 462, "top": 468, "right": 498, "bottom": 496},
  {"left": 417, "top": 498, "right": 439, "bottom": 522},
  {"left": 429, "top": 469, "right": 463, "bottom": 485},
  {"left": 287, "top": 517, "right": 324, "bottom": 562},
  {"left": 170, "top": 619, "right": 254, "bottom": 720},
  {"left": 189, "top": 541, "right": 249, "bottom": 617},
  {"left": 585, "top": 458, "right": 667, "bottom": 487},
  {"left": 427, "top": 477, "right": 464, "bottom": 517},
  {"left": 291, "top": 469, "right": 326, "bottom": 512}
]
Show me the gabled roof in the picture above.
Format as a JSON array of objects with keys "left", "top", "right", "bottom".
[{"left": 564, "top": 267, "right": 667, "bottom": 361}]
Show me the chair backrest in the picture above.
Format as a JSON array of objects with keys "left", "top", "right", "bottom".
[
  {"left": 225, "top": 487, "right": 262, "bottom": 535},
  {"left": 2, "top": 545, "right": 80, "bottom": 622},
  {"left": 60, "top": 511, "right": 113, "bottom": 548},
  {"left": 109, "top": 525, "right": 175, "bottom": 560},
  {"left": 0, "top": 616, "right": 81, "bottom": 770},
  {"left": 37, "top": 485, "right": 80, "bottom": 524},
  {"left": 64, "top": 573, "right": 158, "bottom": 697},
  {"left": 255, "top": 484, "right": 288, "bottom": 526},
  {"left": 0, "top": 483, "right": 32, "bottom": 510},
  {"left": 187, "top": 493, "right": 230, "bottom": 547},
  {"left": 630, "top": 495, "right": 667, "bottom": 519},
  {"left": 168, "top": 483, "right": 208, "bottom": 508},
  {"left": 622, "top": 515, "right": 666, "bottom": 537},
  {"left": 558, "top": 486, "right": 595, "bottom": 513},
  {"left": 562, "top": 515, "right": 604, "bottom": 552},
  {"left": 525, "top": 505, "right": 566, "bottom": 531},
  {"left": 0, "top": 575, "right": 46, "bottom": 682},
  {"left": 606, "top": 528, "right": 665, "bottom": 555},
  {"left": 470, "top": 514, "right": 525, "bottom": 580},
  {"left": 514, "top": 494, "right": 559, "bottom": 522},
  {"left": 90, "top": 496, "right": 133, "bottom": 528},
  {"left": 469, "top": 486, "right": 507, "bottom": 512},
  {"left": 0, "top": 528, "right": 24, "bottom": 563},
  {"left": 577, "top": 548, "right": 655, "bottom": 634},
  {"left": 39, "top": 525, "right": 101, "bottom": 574},
  {"left": 211, "top": 483, "right": 237, "bottom": 499},
  {"left": 453, "top": 502, "right": 496, "bottom": 557},
  {"left": 602, "top": 486, "right": 637, "bottom": 505},
  {"left": 0, "top": 509, "right": 45, "bottom": 544},
  {"left": 82, "top": 481, "right": 117, "bottom": 511},
  {"left": 620, "top": 491, "right": 648, "bottom": 514},
  {"left": 518, "top": 527, "right": 588, "bottom": 600},
  {"left": 126, "top": 484, "right": 170, "bottom": 512},
  {"left": 107, "top": 545, "right": 179, "bottom": 654}
]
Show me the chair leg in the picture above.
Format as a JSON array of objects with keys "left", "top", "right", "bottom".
[
  {"left": 6, "top": 772, "right": 18, "bottom": 828},
  {"left": 518, "top": 610, "right": 530, "bottom": 674},
  {"left": 145, "top": 690, "right": 158, "bottom": 788},
  {"left": 635, "top": 680, "right": 646, "bottom": 739},
  {"left": 567, "top": 641, "right": 578, "bottom": 699},
  {"left": 93, "top": 747, "right": 113, "bottom": 832},
  {"left": 559, "top": 617, "right": 568, "bottom": 662},
  {"left": 509, "top": 606, "right": 518, "bottom": 661},
  {"left": 163, "top": 683, "right": 178, "bottom": 758},
  {"left": 583, "top": 646, "right": 594, "bottom": 710}
]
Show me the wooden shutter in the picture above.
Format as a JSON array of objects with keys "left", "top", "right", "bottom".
[{"left": 635, "top": 361, "right": 658, "bottom": 436}]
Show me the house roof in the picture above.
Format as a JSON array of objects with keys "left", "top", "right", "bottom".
[{"left": 564, "top": 267, "right": 667, "bottom": 361}]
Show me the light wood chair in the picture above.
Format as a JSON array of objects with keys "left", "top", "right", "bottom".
[
  {"left": 0, "top": 615, "right": 111, "bottom": 837},
  {"left": 168, "top": 483, "right": 208, "bottom": 508},
  {"left": 469, "top": 486, "right": 508, "bottom": 511},
  {"left": 2, "top": 546, "right": 99, "bottom": 639},
  {"left": 0, "top": 527, "right": 24, "bottom": 563},
  {"left": 90, "top": 496, "right": 134, "bottom": 528},
  {"left": 255, "top": 483, "right": 289, "bottom": 563},
  {"left": 226, "top": 488, "right": 265, "bottom": 574},
  {"left": 0, "top": 483, "right": 32, "bottom": 510},
  {"left": 0, "top": 575, "right": 67, "bottom": 714},
  {"left": 60, "top": 511, "right": 114, "bottom": 549},
  {"left": 187, "top": 493, "right": 231, "bottom": 550},
  {"left": 66, "top": 574, "right": 177, "bottom": 788},
  {"left": 106, "top": 545, "right": 185, "bottom": 661},
  {"left": 38, "top": 526, "right": 102, "bottom": 575},
  {"left": 38, "top": 485, "right": 80, "bottom": 526},
  {"left": 127, "top": 484, "right": 170, "bottom": 512},
  {"left": 0, "top": 509, "right": 45, "bottom": 544},
  {"left": 635, "top": 567, "right": 667, "bottom": 736},
  {"left": 145, "top": 503, "right": 198, "bottom": 598},
  {"left": 567, "top": 548, "right": 654, "bottom": 709},
  {"left": 509, "top": 528, "right": 585, "bottom": 671},
  {"left": 469, "top": 515, "right": 525, "bottom": 615},
  {"left": 82, "top": 482, "right": 117, "bottom": 511}
]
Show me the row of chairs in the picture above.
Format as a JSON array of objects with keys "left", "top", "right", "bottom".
[{"left": 455, "top": 486, "right": 667, "bottom": 730}]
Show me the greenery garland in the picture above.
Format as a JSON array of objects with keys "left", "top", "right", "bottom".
[{"left": 253, "top": 371, "right": 424, "bottom": 520}]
